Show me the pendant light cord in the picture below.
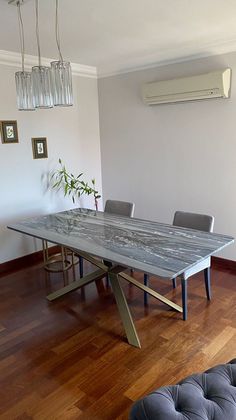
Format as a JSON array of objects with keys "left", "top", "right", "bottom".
[
  {"left": 35, "top": 0, "right": 42, "bottom": 67},
  {"left": 17, "top": 1, "right": 25, "bottom": 72},
  {"left": 56, "top": 0, "right": 63, "bottom": 62}
]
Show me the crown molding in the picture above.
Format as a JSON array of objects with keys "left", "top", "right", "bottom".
[
  {"left": 0, "top": 50, "right": 97, "bottom": 78},
  {"left": 97, "top": 52, "right": 213, "bottom": 78},
  {"left": 2, "top": 36, "right": 236, "bottom": 81},
  {"left": 98, "top": 38, "right": 236, "bottom": 78}
]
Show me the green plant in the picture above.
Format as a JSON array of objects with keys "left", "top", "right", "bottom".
[{"left": 51, "top": 159, "right": 101, "bottom": 210}]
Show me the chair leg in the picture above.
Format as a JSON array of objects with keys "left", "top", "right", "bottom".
[
  {"left": 181, "top": 278, "right": 187, "bottom": 321},
  {"left": 106, "top": 273, "right": 110, "bottom": 288},
  {"left": 172, "top": 278, "right": 177, "bottom": 288},
  {"left": 144, "top": 274, "right": 149, "bottom": 306},
  {"left": 79, "top": 256, "right": 83, "bottom": 278},
  {"left": 204, "top": 267, "right": 211, "bottom": 300}
]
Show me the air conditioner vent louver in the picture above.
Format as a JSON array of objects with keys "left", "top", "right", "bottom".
[{"left": 142, "top": 69, "right": 231, "bottom": 105}]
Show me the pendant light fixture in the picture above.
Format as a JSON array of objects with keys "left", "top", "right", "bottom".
[
  {"left": 11, "top": 0, "right": 73, "bottom": 110},
  {"left": 15, "top": 0, "right": 35, "bottom": 111},
  {"left": 50, "top": 0, "right": 73, "bottom": 107},
  {"left": 31, "top": 0, "right": 53, "bottom": 109}
]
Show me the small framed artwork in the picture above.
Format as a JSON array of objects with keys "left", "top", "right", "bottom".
[
  {"left": 32, "top": 137, "right": 48, "bottom": 159},
  {"left": 1, "top": 120, "right": 18, "bottom": 144}
]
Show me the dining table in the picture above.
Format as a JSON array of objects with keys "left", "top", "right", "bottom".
[{"left": 8, "top": 208, "right": 234, "bottom": 348}]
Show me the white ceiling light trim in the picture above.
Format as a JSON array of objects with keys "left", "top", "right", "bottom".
[{"left": 0, "top": 49, "right": 97, "bottom": 78}]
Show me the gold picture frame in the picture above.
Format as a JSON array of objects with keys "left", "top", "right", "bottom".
[
  {"left": 32, "top": 137, "right": 48, "bottom": 159},
  {"left": 1, "top": 120, "right": 19, "bottom": 144}
]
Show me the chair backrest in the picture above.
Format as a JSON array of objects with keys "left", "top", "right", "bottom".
[
  {"left": 173, "top": 211, "right": 214, "bottom": 232},
  {"left": 104, "top": 200, "right": 135, "bottom": 217}
]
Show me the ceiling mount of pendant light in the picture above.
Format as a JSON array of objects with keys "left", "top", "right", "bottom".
[
  {"left": 32, "top": 0, "right": 53, "bottom": 109},
  {"left": 15, "top": 0, "right": 35, "bottom": 111},
  {"left": 50, "top": 0, "right": 73, "bottom": 107}
]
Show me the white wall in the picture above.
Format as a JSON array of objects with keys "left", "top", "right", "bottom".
[
  {"left": 98, "top": 51, "right": 236, "bottom": 260},
  {"left": 0, "top": 64, "right": 102, "bottom": 263}
]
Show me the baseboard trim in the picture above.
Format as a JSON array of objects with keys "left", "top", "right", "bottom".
[
  {"left": 0, "top": 245, "right": 60, "bottom": 277},
  {"left": 212, "top": 256, "right": 236, "bottom": 271}
]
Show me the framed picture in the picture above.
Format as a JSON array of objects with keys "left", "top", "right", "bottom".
[
  {"left": 32, "top": 137, "right": 48, "bottom": 159},
  {"left": 1, "top": 120, "right": 18, "bottom": 144}
]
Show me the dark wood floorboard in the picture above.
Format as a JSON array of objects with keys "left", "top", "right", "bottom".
[{"left": 0, "top": 261, "right": 235, "bottom": 419}]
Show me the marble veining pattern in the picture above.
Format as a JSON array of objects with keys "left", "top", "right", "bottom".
[{"left": 8, "top": 208, "right": 234, "bottom": 279}]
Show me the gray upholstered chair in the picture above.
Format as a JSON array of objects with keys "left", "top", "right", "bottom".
[
  {"left": 144, "top": 211, "right": 214, "bottom": 320},
  {"left": 79, "top": 200, "right": 135, "bottom": 280},
  {"left": 104, "top": 199, "right": 135, "bottom": 217},
  {"left": 104, "top": 200, "right": 135, "bottom": 285}
]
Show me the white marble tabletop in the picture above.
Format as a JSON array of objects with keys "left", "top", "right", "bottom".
[{"left": 8, "top": 208, "right": 234, "bottom": 279}]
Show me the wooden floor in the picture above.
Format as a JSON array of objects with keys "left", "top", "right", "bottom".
[{"left": 0, "top": 260, "right": 235, "bottom": 419}]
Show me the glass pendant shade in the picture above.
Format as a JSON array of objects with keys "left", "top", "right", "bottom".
[
  {"left": 51, "top": 61, "right": 73, "bottom": 106},
  {"left": 13, "top": 0, "right": 73, "bottom": 111},
  {"left": 15, "top": 71, "right": 35, "bottom": 111},
  {"left": 32, "top": 65, "right": 53, "bottom": 108}
]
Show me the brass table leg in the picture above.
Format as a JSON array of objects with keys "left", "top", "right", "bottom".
[
  {"left": 45, "top": 251, "right": 141, "bottom": 348},
  {"left": 46, "top": 268, "right": 106, "bottom": 301},
  {"left": 108, "top": 271, "right": 141, "bottom": 348}
]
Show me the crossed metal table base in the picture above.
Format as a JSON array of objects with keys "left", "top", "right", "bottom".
[{"left": 46, "top": 249, "right": 183, "bottom": 348}]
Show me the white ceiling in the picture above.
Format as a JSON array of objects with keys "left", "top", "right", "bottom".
[{"left": 1, "top": 0, "right": 236, "bottom": 76}]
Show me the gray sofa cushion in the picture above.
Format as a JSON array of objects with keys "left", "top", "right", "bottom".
[{"left": 130, "top": 359, "right": 236, "bottom": 420}]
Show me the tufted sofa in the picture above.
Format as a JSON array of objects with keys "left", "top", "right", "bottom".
[{"left": 130, "top": 359, "right": 236, "bottom": 419}]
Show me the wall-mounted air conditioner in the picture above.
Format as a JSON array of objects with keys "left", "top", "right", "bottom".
[{"left": 142, "top": 68, "right": 232, "bottom": 105}]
